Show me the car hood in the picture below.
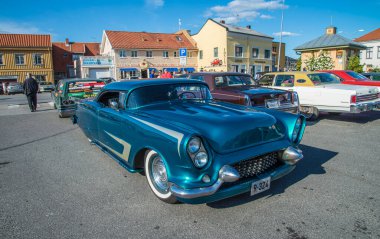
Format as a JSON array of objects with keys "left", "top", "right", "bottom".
[
  {"left": 221, "top": 86, "right": 286, "bottom": 95},
  {"left": 315, "top": 84, "right": 378, "bottom": 95},
  {"left": 136, "top": 101, "right": 285, "bottom": 154}
]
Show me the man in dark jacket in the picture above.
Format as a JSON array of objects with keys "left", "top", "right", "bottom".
[{"left": 23, "top": 73, "right": 39, "bottom": 112}]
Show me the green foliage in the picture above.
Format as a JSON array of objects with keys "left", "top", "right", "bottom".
[
  {"left": 371, "top": 67, "right": 380, "bottom": 72},
  {"left": 304, "top": 52, "right": 334, "bottom": 71},
  {"left": 347, "top": 55, "right": 364, "bottom": 73},
  {"left": 296, "top": 57, "right": 302, "bottom": 71}
]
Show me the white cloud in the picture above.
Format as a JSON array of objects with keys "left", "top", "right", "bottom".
[
  {"left": 273, "top": 31, "right": 300, "bottom": 37},
  {"left": 208, "top": 0, "right": 287, "bottom": 24},
  {"left": 358, "top": 29, "right": 365, "bottom": 32},
  {"left": 0, "top": 21, "right": 41, "bottom": 34},
  {"left": 145, "top": 0, "right": 164, "bottom": 7},
  {"left": 260, "top": 14, "right": 274, "bottom": 19}
]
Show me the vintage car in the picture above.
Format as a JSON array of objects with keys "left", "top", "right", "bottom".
[
  {"left": 6, "top": 82, "right": 24, "bottom": 95},
  {"left": 360, "top": 72, "right": 380, "bottom": 82},
  {"left": 188, "top": 72, "right": 299, "bottom": 114},
  {"left": 258, "top": 72, "right": 380, "bottom": 120},
  {"left": 323, "top": 70, "right": 380, "bottom": 90},
  {"left": 52, "top": 78, "right": 106, "bottom": 118},
  {"left": 38, "top": 81, "right": 55, "bottom": 92},
  {"left": 73, "top": 79, "right": 305, "bottom": 204}
]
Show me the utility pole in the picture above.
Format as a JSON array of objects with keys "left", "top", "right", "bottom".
[{"left": 277, "top": 0, "right": 285, "bottom": 71}]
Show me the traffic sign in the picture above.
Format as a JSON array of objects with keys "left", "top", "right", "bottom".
[{"left": 179, "top": 48, "right": 187, "bottom": 57}]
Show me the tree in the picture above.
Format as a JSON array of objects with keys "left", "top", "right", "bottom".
[
  {"left": 304, "top": 52, "right": 334, "bottom": 71},
  {"left": 347, "top": 55, "right": 364, "bottom": 73},
  {"left": 296, "top": 57, "right": 302, "bottom": 71}
]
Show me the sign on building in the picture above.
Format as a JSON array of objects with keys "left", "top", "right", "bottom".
[{"left": 179, "top": 48, "right": 187, "bottom": 66}]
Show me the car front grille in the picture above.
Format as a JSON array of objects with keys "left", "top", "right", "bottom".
[
  {"left": 357, "top": 94, "right": 378, "bottom": 102},
  {"left": 232, "top": 152, "right": 280, "bottom": 178}
]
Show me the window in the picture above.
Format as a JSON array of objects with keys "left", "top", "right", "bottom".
[
  {"left": 173, "top": 51, "right": 178, "bottom": 57},
  {"left": 214, "top": 47, "right": 218, "bottom": 57},
  {"left": 274, "top": 75, "right": 295, "bottom": 87},
  {"left": 72, "top": 54, "right": 81, "bottom": 61},
  {"left": 63, "top": 53, "right": 68, "bottom": 57},
  {"left": 0, "top": 53, "right": 3, "bottom": 65},
  {"left": 199, "top": 50, "right": 203, "bottom": 60},
  {"left": 163, "top": 51, "right": 169, "bottom": 58},
  {"left": 366, "top": 47, "right": 373, "bottom": 59},
  {"left": 272, "top": 46, "right": 277, "bottom": 53},
  {"left": 97, "top": 91, "right": 121, "bottom": 108},
  {"left": 35, "top": 75, "right": 46, "bottom": 82},
  {"left": 33, "top": 54, "right": 42, "bottom": 65},
  {"left": 258, "top": 75, "right": 275, "bottom": 86},
  {"left": 146, "top": 51, "right": 153, "bottom": 58},
  {"left": 232, "top": 65, "right": 239, "bottom": 72},
  {"left": 252, "top": 48, "right": 259, "bottom": 58},
  {"left": 119, "top": 50, "right": 127, "bottom": 58},
  {"left": 264, "top": 50, "right": 271, "bottom": 59},
  {"left": 378, "top": 46, "right": 380, "bottom": 59},
  {"left": 15, "top": 54, "right": 25, "bottom": 65},
  {"left": 264, "top": 66, "right": 270, "bottom": 72},
  {"left": 131, "top": 51, "right": 138, "bottom": 58},
  {"left": 235, "top": 46, "right": 243, "bottom": 57}
]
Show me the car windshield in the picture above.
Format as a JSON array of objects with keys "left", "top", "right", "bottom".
[
  {"left": 346, "top": 71, "right": 369, "bottom": 80},
  {"left": 226, "top": 75, "right": 257, "bottom": 86},
  {"left": 308, "top": 73, "right": 341, "bottom": 85},
  {"left": 67, "top": 80, "right": 105, "bottom": 98},
  {"left": 127, "top": 83, "right": 212, "bottom": 108}
]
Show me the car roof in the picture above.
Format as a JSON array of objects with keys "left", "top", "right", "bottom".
[
  {"left": 263, "top": 71, "right": 326, "bottom": 75},
  {"left": 103, "top": 78, "right": 208, "bottom": 91},
  {"left": 58, "top": 78, "right": 106, "bottom": 83},
  {"left": 190, "top": 72, "right": 251, "bottom": 76},
  {"left": 363, "top": 72, "right": 380, "bottom": 75}
]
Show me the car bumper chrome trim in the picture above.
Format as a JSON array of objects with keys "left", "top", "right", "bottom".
[
  {"left": 281, "top": 146, "right": 303, "bottom": 165},
  {"left": 170, "top": 165, "right": 240, "bottom": 199},
  {"left": 350, "top": 100, "right": 380, "bottom": 113}
]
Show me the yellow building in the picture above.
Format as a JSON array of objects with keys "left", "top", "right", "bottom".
[
  {"left": 0, "top": 34, "right": 54, "bottom": 85},
  {"left": 192, "top": 19, "right": 273, "bottom": 76},
  {"left": 294, "top": 26, "right": 366, "bottom": 70}
]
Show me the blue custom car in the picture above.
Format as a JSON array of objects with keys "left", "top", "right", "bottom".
[{"left": 74, "top": 79, "right": 306, "bottom": 204}]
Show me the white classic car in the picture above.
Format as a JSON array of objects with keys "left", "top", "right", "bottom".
[{"left": 258, "top": 72, "right": 380, "bottom": 120}]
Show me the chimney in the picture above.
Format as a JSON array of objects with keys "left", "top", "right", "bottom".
[
  {"left": 65, "top": 38, "right": 69, "bottom": 46},
  {"left": 326, "top": 26, "right": 337, "bottom": 35},
  {"left": 186, "top": 30, "right": 191, "bottom": 35},
  {"left": 220, "top": 20, "right": 225, "bottom": 24},
  {"left": 246, "top": 25, "right": 251, "bottom": 29}
]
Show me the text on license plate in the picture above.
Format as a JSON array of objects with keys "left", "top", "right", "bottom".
[
  {"left": 251, "top": 177, "right": 271, "bottom": 196},
  {"left": 266, "top": 99, "right": 280, "bottom": 108}
]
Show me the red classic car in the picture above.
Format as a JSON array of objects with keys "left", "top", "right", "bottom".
[{"left": 323, "top": 70, "right": 380, "bottom": 89}]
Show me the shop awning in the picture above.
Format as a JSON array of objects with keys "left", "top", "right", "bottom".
[
  {"left": 163, "top": 68, "right": 179, "bottom": 72},
  {"left": 120, "top": 68, "right": 138, "bottom": 72},
  {"left": 180, "top": 67, "right": 196, "bottom": 73}
]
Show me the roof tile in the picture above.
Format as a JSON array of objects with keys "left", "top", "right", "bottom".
[
  {"left": 0, "top": 34, "right": 51, "bottom": 47},
  {"left": 294, "top": 34, "right": 366, "bottom": 51},
  {"left": 355, "top": 28, "right": 380, "bottom": 42}
]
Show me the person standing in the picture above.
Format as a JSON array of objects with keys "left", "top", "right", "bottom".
[
  {"left": 161, "top": 69, "right": 172, "bottom": 78},
  {"left": 23, "top": 73, "right": 39, "bottom": 112}
]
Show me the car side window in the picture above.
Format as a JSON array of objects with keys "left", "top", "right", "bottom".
[
  {"left": 258, "top": 75, "right": 274, "bottom": 86},
  {"left": 274, "top": 75, "right": 295, "bottom": 87},
  {"left": 97, "top": 91, "right": 121, "bottom": 109},
  {"left": 214, "top": 76, "right": 226, "bottom": 87}
]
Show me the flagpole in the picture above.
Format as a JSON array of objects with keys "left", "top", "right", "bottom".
[{"left": 277, "top": 0, "right": 285, "bottom": 71}]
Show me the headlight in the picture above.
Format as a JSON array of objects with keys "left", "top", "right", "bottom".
[
  {"left": 193, "top": 152, "right": 208, "bottom": 168},
  {"left": 292, "top": 117, "right": 302, "bottom": 142},
  {"left": 292, "top": 92, "right": 299, "bottom": 106},
  {"left": 187, "top": 136, "right": 209, "bottom": 168},
  {"left": 187, "top": 137, "right": 201, "bottom": 154}
]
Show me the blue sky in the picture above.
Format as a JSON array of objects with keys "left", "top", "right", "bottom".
[{"left": 1, "top": 0, "right": 379, "bottom": 57}]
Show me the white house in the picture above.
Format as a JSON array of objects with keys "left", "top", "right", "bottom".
[{"left": 355, "top": 28, "right": 380, "bottom": 71}]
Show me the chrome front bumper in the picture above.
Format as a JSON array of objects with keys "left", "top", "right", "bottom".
[
  {"left": 350, "top": 100, "right": 380, "bottom": 113},
  {"left": 170, "top": 146, "right": 303, "bottom": 199}
]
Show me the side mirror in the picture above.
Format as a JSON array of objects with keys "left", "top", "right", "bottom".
[{"left": 110, "top": 100, "right": 119, "bottom": 110}]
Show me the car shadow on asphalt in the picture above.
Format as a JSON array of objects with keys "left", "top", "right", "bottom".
[
  {"left": 307, "top": 111, "right": 380, "bottom": 126},
  {"left": 207, "top": 144, "right": 338, "bottom": 209}
]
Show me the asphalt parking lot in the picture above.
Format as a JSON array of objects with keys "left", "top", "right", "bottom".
[{"left": 0, "top": 94, "right": 379, "bottom": 239}]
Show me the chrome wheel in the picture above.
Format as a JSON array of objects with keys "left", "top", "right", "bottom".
[{"left": 151, "top": 156, "right": 169, "bottom": 193}]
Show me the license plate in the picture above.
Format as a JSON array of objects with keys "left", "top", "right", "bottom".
[
  {"left": 251, "top": 177, "right": 271, "bottom": 196},
  {"left": 266, "top": 99, "right": 280, "bottom": 108}
]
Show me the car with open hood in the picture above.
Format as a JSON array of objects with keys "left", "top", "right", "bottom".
[
  {"left": 73, "top": 79, "right": 306, "bottom": 204},
  {"left": 188, "top": 72, "right": 299, "bottom": 114},
  {"left": 258, "top": 71, "right": 380, "bottom": 120},
  {"left": 52, "top": 78, "right": 107, "bottom": 118}
]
